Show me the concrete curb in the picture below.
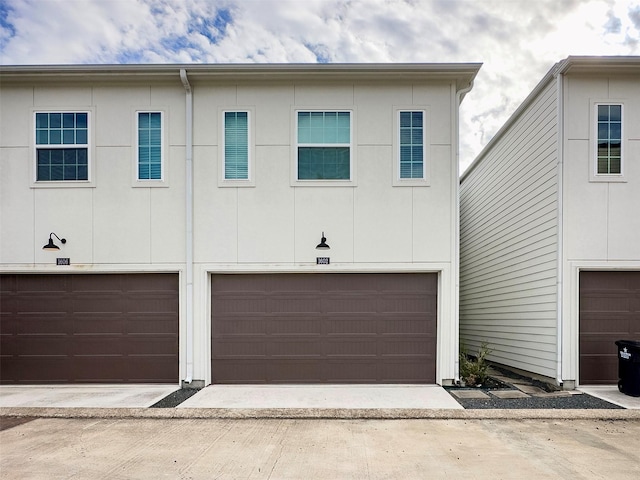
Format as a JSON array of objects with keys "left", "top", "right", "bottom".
[{"left": 2, "top": 407, "right": 640, "bottom": 420}]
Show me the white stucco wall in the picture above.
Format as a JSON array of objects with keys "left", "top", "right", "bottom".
[
  {"left": 0, "top": 67, "right": 475, "bottom": 386},
  {"left": 561, "top": 71, "right": 640, "bottom": 384}
]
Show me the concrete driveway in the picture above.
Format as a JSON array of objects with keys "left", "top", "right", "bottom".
[
  {"left": 0, "top": 384, "right": 177, "bottom": 408},
  {"left": 179, "top": 384, "right": 463, "bottom": 409},
  {"left": 0, "top": 384, "right": 462, "bottom": 409},
  {"left": 1, "top": 417, "right": 639, "bottom": 479}
]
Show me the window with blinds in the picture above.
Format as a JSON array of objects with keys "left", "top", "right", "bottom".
[{"left": 224, "top": 111, "right": 249, "bottom": 180}]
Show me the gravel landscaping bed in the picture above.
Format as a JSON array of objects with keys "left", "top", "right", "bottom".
[
  {"left": 445, "top": 389, "right": 624, "bottom": 409},
  {"left": 445, "top": 366, "right": 624, "bottom": 409}
]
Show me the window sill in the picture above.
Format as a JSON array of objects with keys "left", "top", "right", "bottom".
[
  {"left": 30, "top": 180, "right": 96, "bottom": 189},
  {"left": 589, "top": 174, "right": 627, "bottom": 183},
  {"left": 291, "top": 179, "right": 356, "bottom": 187},
  {"left": 132, "top": 180, "right": 169, "bottom": 188},
  {"left": 392, "top": 178, "right": 431, "bottom": 187}
]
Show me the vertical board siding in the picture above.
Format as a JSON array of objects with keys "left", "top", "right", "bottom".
[{"left": 460, "top": 80, "right": 559, "bottom": 379}]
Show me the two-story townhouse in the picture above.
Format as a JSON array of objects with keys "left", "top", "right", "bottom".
[
  {"left": 460, "top": 56, "right": 640, "bottom": 389},
  {"left": 1, "top": 63, "right": 480, "bottom": 387}
]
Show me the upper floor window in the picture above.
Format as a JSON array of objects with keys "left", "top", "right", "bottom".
[
  {"left": 596, "top": 104, "right": 622, "bottom": 175},
  {"left": 224, "top": 111, "right": 249, "bottom": 180},
  {"left": 137, "top": 112, "right": 163, "bottom": 181},
  {"left": 399, "top": 111, "right": 424, "bottom": 179},
  {"left": 296, "top": 111, "right": 351, "bottom": 180},
  {"left": 35, "top": 112, "right": 89, "bottom": 181}
]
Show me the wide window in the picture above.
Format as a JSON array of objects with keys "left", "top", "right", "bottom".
[
  {"left": 297, "top": 111, "right": 351, "bottom": 180},
  {"left": 137, "top": 112, "right": 163, "bottom": 180},
  {"left": 35, "top": 112, "right": 89, "bottom": 181},
  {"left": 596, "top": 104, "right": 622, "bottom": 175},
  {"left": 399, "top": 111, "right": 424, "bottom": 179},
  {"left": 224, "top": 111, "right": 249, "bottom": 180}
]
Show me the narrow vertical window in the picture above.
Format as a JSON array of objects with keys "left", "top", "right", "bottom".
[
  {"left": 596, "top": 104, "right": 622, "bottom": 175},
  {"left": 399, "top": 111, "right": 424, "bottom": 179},
  {"left": 224, "top": 111, "right": 249, "bottom": 180},
  {"left": 35, "top": 112, "right": 89, "bottom": 181},
  {"left": 138, "top": 112, "right": 163, "bottom": 180}
]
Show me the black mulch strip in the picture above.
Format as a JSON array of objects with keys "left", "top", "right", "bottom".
[{"left": 150, "top": 388, "right": 202, "bottom": 408}]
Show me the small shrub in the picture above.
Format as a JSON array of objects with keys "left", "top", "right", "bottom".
[{"left": 459, "top": 342, "right": 492, "bottom": 387}]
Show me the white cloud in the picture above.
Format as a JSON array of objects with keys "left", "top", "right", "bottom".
[{"left": 1, "top": 0, "right": 638, "bottom": 170}]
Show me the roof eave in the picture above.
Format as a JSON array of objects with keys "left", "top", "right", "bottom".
[{"left": 0, "top": 63, "right": 481, "bottom": 88}]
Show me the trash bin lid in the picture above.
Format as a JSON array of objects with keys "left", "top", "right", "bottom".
[{"left": 615, "top": 340, "right": 640, "bottom": 349}]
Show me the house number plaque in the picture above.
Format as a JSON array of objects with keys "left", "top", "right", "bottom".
[{"left": 316, "top": 257, "right": 330, "bottom": 265}]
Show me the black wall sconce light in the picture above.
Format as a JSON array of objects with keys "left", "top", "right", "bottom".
[
  {"left": 316, "top": 232, "right": 330, "bottom": 250},
  {"left": 43, "top": 232, "right": 66, "bottom": 250}
]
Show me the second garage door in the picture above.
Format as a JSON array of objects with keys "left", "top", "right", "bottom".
[
  {"left": 0, "top": 273, "right": 179, "bottom": 384},
  {"left": 211, "top": 273, "right": 437, "bottom": 384},
  {"left": 579, "top": 271, "right": 640, "bottom": 385}
]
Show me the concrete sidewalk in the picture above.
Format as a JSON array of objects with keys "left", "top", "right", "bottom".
[{"left": 2, "top": 417, "right": 639, "bottom": 478}]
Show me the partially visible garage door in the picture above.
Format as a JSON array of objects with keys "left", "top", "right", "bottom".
[
  {"left": 0, "top": 273, "right": 179, "bottom": 384},
  {"left": 579, "top": 271, "right": 640, "bottom": 385},
  {"left": 211, "top": 273, "right": 437, "bottom": 384}
]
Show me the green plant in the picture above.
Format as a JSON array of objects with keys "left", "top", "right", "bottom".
[{"left": 459, "top": 342, "right": 492, "bottom": 387}]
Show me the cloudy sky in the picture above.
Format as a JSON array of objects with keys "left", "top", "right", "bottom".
[{"left": 1, "top": 0, "right": 639, "bottom": 170}]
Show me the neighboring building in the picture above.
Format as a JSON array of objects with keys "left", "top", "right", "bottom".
[
  {"left": 0, "top": 63, "right": 480, "bottom": 386},
  {"left": 460, "top": 56, "right": 640, "bottom": 389}
]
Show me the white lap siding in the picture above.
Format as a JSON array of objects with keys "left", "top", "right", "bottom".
[{"left": 460, "top": 79, "right": 559, "bottom": 380}]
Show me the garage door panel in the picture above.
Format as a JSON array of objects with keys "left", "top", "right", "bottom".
[
  {"left": 213, "top": 339, "right": 268, "bottom": 357},
  {"left": 269, "top": 317, "right": 322, "bottom": 334},
  {"left": 72, "top": 295, "right": 124, "bottom": 313},
  {"left": 379, "top": 360, "right": 434, "bottom": 383},
  {"left": 211, "top": 273, "right": 437, "bottom": 384},
  {"left": 17, "top": 295, "right": 69, "bottom": 313},
  {"left": 270, "top": 296, "right": 323, "bottom": 313},
  {"left": 323, "top": 296, "right": 376, "bottom": 313},
  {"left": 213, "top": 360, "right": 268, "bottom": 383},
  {"left": 10, "top": 357, "right": 71, "bottom": 383},
  {"left": 213, "top": 317, "right": 268, "bottom": 335},
  {"left": 325, "top": 360, "right": 377, "bottom": 382},
  {"left": 326, "top": 317, "right": 378, "bottom": 334},
  {"left": 125, "top": 314, "right": 178, "bottom": 335},
  {"left": 378, "top": 296, "right": 434, "bottom": 313},
  {"left": 16, "top": 315, "right": 70, "bottom": 334},
  {"left": 580, "top": 271, "right": 640, "bottom": 385},
  {"left": 0, "top": 273, "right": 179, "bottom": 384},
  {"left": 325, "top": 338, "right": 377, "bottom": 356}
]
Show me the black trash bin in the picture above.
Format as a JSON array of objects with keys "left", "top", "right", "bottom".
[{"left": 615, "top": 340, "right": 640, "bottom": 397}]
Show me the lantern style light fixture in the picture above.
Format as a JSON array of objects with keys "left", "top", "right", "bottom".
[
  {"left": 43, "top": 232, "right": 66, "bottom": 250},
  {"left": 316, "top": 232, "right": 330, "bottom": 250}
]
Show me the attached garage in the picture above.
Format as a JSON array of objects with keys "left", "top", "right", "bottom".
[
  {"left": 0, "top": 273, "right": 179, "bottom": 384},
  {"left": 211, "top": 273, "right": 437, "bottom": 384},
  {"left": 579, "top": 271, "right": 640, "bottom": 385}
]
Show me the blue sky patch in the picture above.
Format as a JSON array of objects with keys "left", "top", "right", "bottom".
[{"left": 0, "top": 2, "right": 17, "bottom": 46}]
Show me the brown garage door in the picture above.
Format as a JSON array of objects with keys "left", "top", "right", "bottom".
[
  {"left": 579, "top": 271, "right": 640, "bottom": 384},
  {"left": 0, "top": 273, "right": 179, "bottom": 384},
  {"left": 211, "top": 273, "right": 437, "bottom": 384}
]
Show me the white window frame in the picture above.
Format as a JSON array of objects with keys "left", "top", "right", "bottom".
[
  {"left": 133, "top": 109, "right": 169, "bottom": 187},
  {"left": 291, "top": 107, "right": 357, "bottom": 187},
  {"left": 31, "top": 108, "right": 96, "bottom": 188},
  {"left": 590, "top": 101, "right": 626, "bottom": 183},
  {"left": 393, "top": 107, "right": 430, "bottom": 187},
  {"left": 218, "top": 107, "right": 255, "bottom": 187}
]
